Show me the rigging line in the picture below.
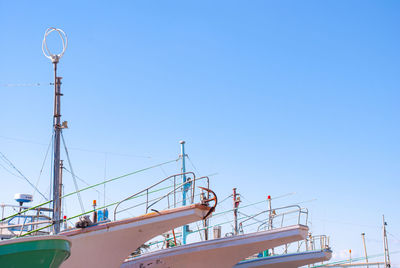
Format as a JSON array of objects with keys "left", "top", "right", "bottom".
[
  {"left": 0, "top": 135, "right": 48, "bottom": 146},
  {"left": 62, "top": 168, "right": 101, "bottom": 191},
  {"left": 32, "top": 134, "right": 53, "bottom": 200},
  {"left": 0, "top": 151, "right": 47, "bottom": 200},
  {"left": 1, "top": 158, "right": 179, "bottom": 223},
  {"left": 159, "top": 166, "right": 168, "bottom": 177},
  {"left": 0, "top": 135, "right": 151, "bottom": 159},
  {"left": 387, "top": 231, "right": 400, "bottom": 242},
  {"left": 103, "top": 153, "right": 107, "bottom": 208},
  {"left": 311, "top": 251, "right": 400, "bottom": 267},
  {"left": 218, "top": 194, "right": 233, "bottom": 205},
  {"left": 312, "top": 218, "right": 381, "bottom": 229},
  {"left": 0, "top": 160, "right": 23, "bottom": 179},
  {"left": 48, "top": 134, "right": 55, "bottom": 206},
  {"left": 66, "top": 147, "right": 152, "bottom": 159},
  {"left": 187, "top": 156, "right": 200, "bottom": 174},
  {"left": 61, "top": 132, "right": 85, "bottom": 213},
  {"left": 0, "top": 82, "right": 49, "bottom": 87},
  {"left": 62, "top": 167, "right": 116, "bottom": 205}
]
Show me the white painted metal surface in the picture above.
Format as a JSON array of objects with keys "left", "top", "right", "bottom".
[
  {"left": 61, "top": 204, "right": 210, "bottom": 268},
  {"left": 235, "top": 248, "right": 332, "bottom": 268},
  {"left": 122, "top": 224, "right": 309, "bottom": 268}
]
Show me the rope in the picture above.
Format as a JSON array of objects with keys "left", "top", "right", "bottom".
[
  {"left": 32, "top": 134, "right": 53, "bottom": 200},
  {"left": 0, "top": 151, "right": 47, "bottom": 200},
  {"left": 311, "top": 251, "right": 400, "bottom": 267},
  {"left": 187, "top": 156, "right": 200, "bottom": 174},
  {"left": 1, "top": 158, "right": 178, "bottom": 223},
  {"left": 19, "top": 181, "right": 179, "bottom": 237},
  {"left": 61, "top": 132, "right": 84, "bottom": 213}
]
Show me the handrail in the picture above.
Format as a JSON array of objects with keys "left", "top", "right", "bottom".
[
  {"left": 113, "top": 172, "right": 196, "bottom": 220},
  {"left": 236, "top": 205, "right": 308, "bottom": 233},
  {"left": 307, "top": 234, "right": 330, "bottom": 251},
  {"left": 1, "top": 158, "right": 179, "bottom": 224}
]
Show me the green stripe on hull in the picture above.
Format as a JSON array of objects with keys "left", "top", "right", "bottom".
[{"left": 0, "top": 238, "right": 70, "bottom": 268}]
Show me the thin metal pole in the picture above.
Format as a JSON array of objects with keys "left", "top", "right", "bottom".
[
  {"left": 349, "top": 249, "right": 352, "bottom": 263},
  {"left": 103, "top": 153, "right": 107, "bottom": 207},
  {"left": 52, "top": 63, "right": 62, "bottom": 234},
  {"left": 268, "top": 195, "right": 274, "bottom": 255},
  {"left": 59, "top": 160, "right": 63, "bottom": 221},
  {"left": 383, "top": 215, "right": 391, "bottom": 267},
  {"left": 361, "top": 232, "right": 369, "bottom": 267},
  {"left": 180, "top": 141, "right": 188, "bottom": 244},
  {"left": 233, "top": 188, "right": 240, "bottom": 235},
  {"left": 42, "top": 27, "right": 68, "bottom": 235}
]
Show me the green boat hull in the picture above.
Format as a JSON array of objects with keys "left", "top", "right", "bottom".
[{"left": 0, "top": 236, "right": 71, "bottom": 268}]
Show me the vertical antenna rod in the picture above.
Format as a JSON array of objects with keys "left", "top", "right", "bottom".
[
  {"left": 233, "top": 188, "right": 240, "bottom": 235},
  {"left": 383, "top": 215, "right": 391, "bottom": 267},
  {"left": 268, "top": 195, "right": 274, "bottom": 255},
  {"left": 361, "top": 232, "right": 369, "bottom": 267},
  {"left": 180, "top": 140, "right": 188, "bottom": 244},
  {"left": 42, "top": 27, "right": 68, "bottom": 234}
]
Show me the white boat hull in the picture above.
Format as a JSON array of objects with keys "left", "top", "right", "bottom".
[
  {"left": 61, "top": 204, "right": 211, "bottom": 268},
  {"left": 122, "top": 224, "right": 309, "bottom": 268},
  {"left": 234, "top": 249, "right": 332, "bottom": 268}
]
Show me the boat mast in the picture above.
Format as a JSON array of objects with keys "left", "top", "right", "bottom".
[
  {"left": 180, "top": 140, "right": 188, "bottom": 244},
  {"left": 361, "top": 232, "right": 369, "bottom": 267},
  {"left": 42, "top": 27, "right": 68, "bottom": 234},
  {"left": 267, "top": 195, "right": 274, "bottom": 255},
  {"left": 233, "top": 188, "right": 240, "bottom": 235},
  {"left": 383, "top": 215, "right": 391, "bottom": 267}
]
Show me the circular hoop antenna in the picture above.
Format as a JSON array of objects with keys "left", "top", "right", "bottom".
[{"left": 42, "top": 27, "right": 68, "bottom": 63}]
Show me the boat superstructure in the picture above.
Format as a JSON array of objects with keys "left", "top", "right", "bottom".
[
  {"left": 60, "top": 171, "right": 216, "bottom": 268},
  {"left": 122, "top": 204, "right": 310, "bottom": 268}
]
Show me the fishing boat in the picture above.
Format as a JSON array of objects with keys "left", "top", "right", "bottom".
[
  {"left": 122, "top": 202, "right": 310, "bottom": 268},
  {"left": 235, "top": 234, "right": 332, "bottom": 268},
  {"left": 0, "top": 27, "right": 218, "bottom": 268},
  {"left": 0, "top": 235, "right": 71, "bottom": 268},
  {"left": 122, "top": 224, "right": 309, "bottom": 268},
  {"left": 60, "top": 184, "right": 216, "bottom": 268},
  {"left": 235, "top": 249, "right": 332, "bottom": 268}
]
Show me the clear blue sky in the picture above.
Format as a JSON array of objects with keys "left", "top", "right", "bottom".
[{"left": 1, "top": 0, "right": 399, "bottom": 265}]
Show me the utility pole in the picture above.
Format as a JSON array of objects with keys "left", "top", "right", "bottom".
[
  {"left": 361, "top": 232, "right": 369, "bottom": 267},
  {"left": 42, "top": 27, "right": 68, "bottom": 234},
  {"left": 383, "top": 215, "right": 391, "bottom": 267},
  {"left": 232, "top": 188, "right": 240, "bottom": 235}
]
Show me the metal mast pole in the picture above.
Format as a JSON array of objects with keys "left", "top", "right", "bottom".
[
  {"left": 349, "top": 249, "right": 352, "bottom": 264},
  {"left": 268, "top": 195, "right": 274, "bottom": 255},
  {"left": 180, "top": 141, "right": 188, "bottom": 244},
  {"left": 361, "top": 233, "right": 369, "bottom": 267},
  {"left": 42, "top": 27, "right": 68, "bottom": 234},
  {"left": 52, "top": 69, "right": 62, "bottom": 234},
  {"left": 383, "top": 215, "right": 391, "bottom": 267},
  {"left": 233, "top": 188, "right": 240, "bottom": 235},
  {"left": 59, "top": 160, "right": 64, "bottom": 227}
]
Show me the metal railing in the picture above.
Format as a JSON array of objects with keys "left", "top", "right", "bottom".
[
  {"left": 306, "top": 234, "right": 330, "bottom": 251},
  {"left": 238, "top": 205, "right": 308, "bottom": 233},
  {"left": 277, "top": 234, "right": 330, "bottom": 255},
  {"left": 113, "top": 172, "right": 210, "bottom": 220}
]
